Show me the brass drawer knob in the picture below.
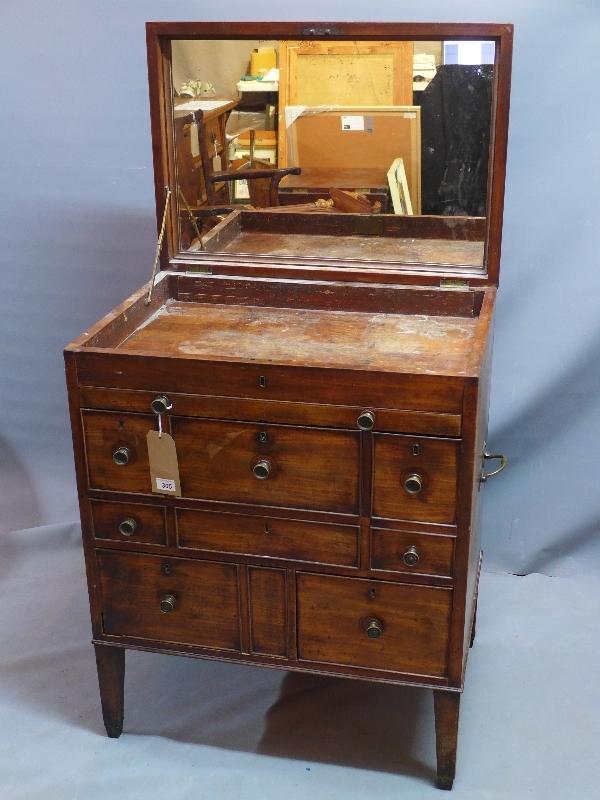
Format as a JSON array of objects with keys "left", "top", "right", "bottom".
[
  {"left": 364, "top": 617, "right": 384, "bottom": 639},
  {"left": 252, "top": 459, "right": 271, "bottom": 480},
  {"left": 160, "top": 593, "right": 177, "bottom": 613},
  {"left": 151, "top": 395, "right": 172, "bottom": 415},
  {"left": 357, "top": 410, "right": 375, "bottom": 431},
  {"left": 118, "top": 517, "right": 137, "bottom": 537},
  {"left": 403, "top": 545, "right": 420, "bottom": 567},
  {"left": 112, "top": 446, "right": 131, "bottom": 466},
  {"left": 404, "top": 473, "right": 423, "bottom": 494}
]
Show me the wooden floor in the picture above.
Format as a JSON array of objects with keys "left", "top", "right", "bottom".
[
  {"left": 118, "top": 301, "right": 480, "bottom": 376},
  {"left": 216, "top": 232, "right": 485, "bottom": 267}
]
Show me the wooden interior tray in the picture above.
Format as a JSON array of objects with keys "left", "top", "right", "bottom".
[
  {"left": 81, "top": 274, "right": 491, "bottom": 380},
  {"left": 201, "top": 210, "right": 486, "bottom": 268}
]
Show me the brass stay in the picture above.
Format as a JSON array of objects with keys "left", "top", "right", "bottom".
[{"left": 144, "top": 186, "right": 172, "bottom": 306}]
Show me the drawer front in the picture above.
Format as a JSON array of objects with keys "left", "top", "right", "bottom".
[
  {"left": 172, "top": 418, "right": 360, "bottom": 513},
  {"left": 372, "top": 434, "right": 459, "bottom": 523},
  {"left": 248, "top": 567, "right": 288, "bottom": 657},
  {"left": 91, "top": 500, "right": 166, "bottom": 546},
  {"left": 83, "top": 411, "right": 153, "bottom": 493},
  {"left": 97, "top": 550, "right": 240, "bottom": 651},
  {"left": 176, "top": 509, "right": 359, "bottom": 567},
  {"left": 371, "top": 528, "right": 454, "bottom": 578},
  {"left": 297, "top": 573, "right": 451, "bottom": 677}
]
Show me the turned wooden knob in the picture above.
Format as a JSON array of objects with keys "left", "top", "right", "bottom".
[
  {"left": 112, "top": 446, "right": 131, "bottom": 466},
  {"left": 357, "top": 410, "right": 375, "bottom": 430},
  {"left": 403, "top": 545, "right": 420, "bottom": 567},
  {"left": 364, "top": 617, "right": 384, "bottom": 639},
  {"left": 404, "top": 473, "right": 423, "bottom": 494},
  {"left": 160, "top": 594, "right": 177, "bottom": 614},
  {"left": 252, "top": 459, "right": 272, "bottom": 480},
  {"left": 151, "top": 395, "right": 172, "bottom": 415},
  {"left": 117, "top": 518, "right": 137, "bottom": 537}
]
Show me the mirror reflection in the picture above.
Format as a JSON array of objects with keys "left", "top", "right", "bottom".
[{"left": 171, "top": 39, "right": 494, "bottom": 267}]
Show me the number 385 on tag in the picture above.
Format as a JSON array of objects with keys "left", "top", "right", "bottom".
[{"left": 156, "top": 477, "right": 176, "bottom": 493}]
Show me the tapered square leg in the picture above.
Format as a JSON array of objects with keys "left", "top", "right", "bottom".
[
  {"left": 433, "top": 690, "right": 460, "bottom": 790},
  {"left": 94, "top": 644, "right": 125, "bottom": 738}
]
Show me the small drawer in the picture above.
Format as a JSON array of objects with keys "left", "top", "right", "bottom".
[
  {"left": 97, "top": 550, "right": 241, "bottom": 651},
  {"left": 297, "top": 573, "right": 451, "bottom": 677},
  {"left": 83, "top": 411, "right": 153, "bottom": 494},
  {"left": 90, "top": 500, "right": 167, "bottom": 546},
  {"left": 172, "top": 418, "right": 360, "bottom": 514},
  {"left": 371, "top": 528, "right": 454, "bottom": 577},
  {"left": 176, "top": 508, "right": 359, "bottom": 567},
  {"left": 372, "top": 434, "right": 459, "bottom": 523}
]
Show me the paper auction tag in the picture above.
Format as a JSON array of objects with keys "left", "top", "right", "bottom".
[{"left": 147, "top": 430, "right": 182, "bottom": 496}]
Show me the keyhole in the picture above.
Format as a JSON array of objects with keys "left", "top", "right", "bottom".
[
  {"left": 368, "top": 588, "right": 376, "bottom": 599},
  {"left": 259, "top": 376, "right": 267, "bottom": 389}
]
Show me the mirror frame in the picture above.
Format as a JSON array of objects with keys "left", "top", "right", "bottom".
[{"left": 146, "top": 21, "right": 513, "bottom": 286}]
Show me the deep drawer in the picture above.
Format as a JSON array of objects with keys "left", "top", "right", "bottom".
[
  {"left": 370, "top": 528, "right": 454, "bottom": 578},
  {"left": 372, "top": 434, "right": 459, "bottom": 523},
  {"left": 176, "top": 508, "right": 359, "bottom": 567},
  {"left": 297, "top": 573, "right": 451, "bottom": 677},
  {"left": 91, "top": 499, "right": 166, "bottom": 546},
  {"left": 172, "top": 418, "right": 360, "bottom": 514},
  {"left": 97, "top": 550, "right": 241, "bottom": 651}
]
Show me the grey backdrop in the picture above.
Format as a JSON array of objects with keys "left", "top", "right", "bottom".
[{"left": 1, "top": 0, "right": 599, "bottom": 578}]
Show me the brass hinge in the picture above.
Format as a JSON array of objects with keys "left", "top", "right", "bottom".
[
  {"left": 187, "top": 265, "right": 213, "bottom": 274},
  {"left": 440, "top": 278, "right": 470, "bottom": 289}
]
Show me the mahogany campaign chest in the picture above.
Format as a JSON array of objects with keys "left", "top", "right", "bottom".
[{"left": 65, "top": 21, "right": 512, "bottom": 790}]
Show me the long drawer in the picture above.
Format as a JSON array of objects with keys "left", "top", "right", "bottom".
[
  {"left": 171, "top": 417, "right": 360, "bottom": 513},
  {"left": 297, "top": 573, "right": 452, "bottom": 677},
  {"left": 176, "top": 508, "right": 359, "bottom": 567}
]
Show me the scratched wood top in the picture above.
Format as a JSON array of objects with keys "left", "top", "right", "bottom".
[
  {"left": 117, "top": 301, "right": 480, "bottom": 376},
  {"left": 215, "top": 232, "right": 485, "bottom": 267}
]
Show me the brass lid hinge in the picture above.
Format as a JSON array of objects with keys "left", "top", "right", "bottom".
[
  {"left": 144, "top": 186, "right": 172, "bottom": 306},
  {"left": 440, "top": 278, "right": 470, "bottom": 289}
]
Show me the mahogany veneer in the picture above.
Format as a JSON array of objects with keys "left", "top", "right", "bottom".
[{"left": 65, "top": 19, "right": 513, "bottom": 791}]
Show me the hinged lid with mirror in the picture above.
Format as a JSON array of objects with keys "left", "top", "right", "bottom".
[{"left": 148, "top": 22, "right": 512, "bottom": 285}]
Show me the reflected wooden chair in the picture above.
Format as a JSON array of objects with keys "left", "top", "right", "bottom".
[{"left": 195, "top": 112, "right": 300, "bottom": 207}]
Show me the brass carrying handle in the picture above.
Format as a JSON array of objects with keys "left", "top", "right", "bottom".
[{"left": 481, "top": 451, "right": 508, "bottom": 483}]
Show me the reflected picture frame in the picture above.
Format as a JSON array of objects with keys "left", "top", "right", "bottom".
[{"left": 387, "top": 157, "right": 413, "bottom": 215}]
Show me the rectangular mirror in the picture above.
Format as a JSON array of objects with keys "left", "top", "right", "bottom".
[{"left": 150, "top": 25, "right": 509, "bottom": 277}]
